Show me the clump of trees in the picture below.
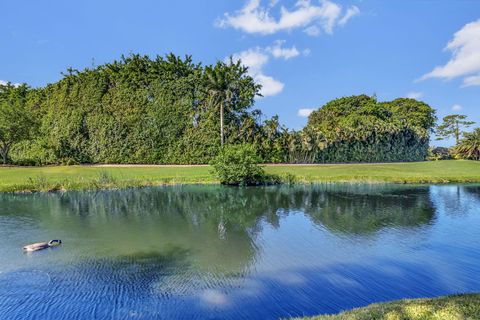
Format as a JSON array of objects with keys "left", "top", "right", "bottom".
[
  {"left": 433, "top": 114, "right": 478, "bottom": 160},
  {"left": 6, "top": 54, "right": 266, "bottom": 165},
  {"left": 304, "top": 95, "right": 436, "bottom": 162},
  {"left": 0, "top": 83, "right": 37, "bottom": 164},
  {"left": 0, "top": 54, "right": 444, "bottom": 165}
]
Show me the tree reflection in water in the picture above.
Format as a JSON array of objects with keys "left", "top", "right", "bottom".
[
  {"left": 1, "top": 184, "right": 480, "bottom": 320},
  {"left": 0, "top": 185, "right": 438, "bottom": 270}
]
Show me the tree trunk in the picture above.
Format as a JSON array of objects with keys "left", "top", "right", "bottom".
[
  {"left": 455, "top": 121, "right": 460, "bottom": 145},
  {"left": 0, "top": 143, "right": 10, "bottom": 165},
  {"left": 220, "top": 103, "right": 224, "bottom": 147}
]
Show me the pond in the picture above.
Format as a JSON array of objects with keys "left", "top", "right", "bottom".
[{"left": 0, "top": 184, "right": 479, "bottom": 319}]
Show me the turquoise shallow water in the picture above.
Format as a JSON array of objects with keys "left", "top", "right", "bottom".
[{"left": 0, "top": 184, "right": 479, "bottom": 319}]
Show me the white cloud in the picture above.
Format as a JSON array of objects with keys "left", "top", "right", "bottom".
[
  {"left": 420, "top": 19, "right": 480, "bottom": 87},
  {"left": 452, "top": 104, "right": 462, "bottom": 111},
  {"left": 303, "top": 25, "right": 320, "bottom": 36},
  {"left": 216, "top": 0, "right": 358, "bottom": 36},
  {"left": 231, "top": 47, "right": 285, "bottom": 97},
  {"left": 233, "top": 48, "right": 269, "bottom": 75},
  {"left": 266, "top": 40, "right": 300, "bottom": 60},
  {"left": 406, "top": 91, "right": 423, "bottom": 99},
  {"left": 338, "top": 6, "right": 360, "bottom": 26},
  {"left": 463, "top": 74, "right": 480, "bottom": 87},
  {"left": 298, "top": 108, "right": 315, "bottom": 117},
  {"left": 231, "top": 40, "right": 306, "bottom": 97},
  {"left": 255, "top": 74, "right": 285, "bottom": 96}
]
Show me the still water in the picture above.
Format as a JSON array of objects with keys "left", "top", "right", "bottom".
[{"left": 0, "top": 184, "right": 479, "bottom": 319}]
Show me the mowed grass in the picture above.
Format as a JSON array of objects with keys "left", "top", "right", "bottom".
[
  {"left": 293, "top": 294, "right": 480, "bottom": 320},
  {"left": 0, "top": 160, "right": 479, "bottom": 192},
  {"left": 267, "top": 160, "right": 480, "bottom": 184},
  {"left": 0, "top": 165, "right": 214, "bottom": 192}
]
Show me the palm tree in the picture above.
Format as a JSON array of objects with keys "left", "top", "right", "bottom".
[
  {"left": 205, "top": 63, "right": 234, "bottom": 147},
  {"left": 454, "top": 128, "right": 480, "bottom": 160},
  {"left": 204, "top": 59, "right": 260, "bottom": 147}
]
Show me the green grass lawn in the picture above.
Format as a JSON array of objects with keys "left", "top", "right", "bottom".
[
  {"left": 293, "top": 294, "right": 480, "bottom": 320},
  {"left": 267, "top": 160, "right": 480, "bottom": 184},
  {"left": 0, "top": 160, "right": 479, "bottom": 192}
]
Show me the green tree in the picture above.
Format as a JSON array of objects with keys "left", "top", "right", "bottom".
[
  {"left": 436, "top": 114, "right": 475, "bottom": 145},
  {"left": 204, "top": 59, "right": 260, "bottom": 146},
  {"left": 305, "top": 95, "right": 436, "bottom": 163},
  {"left": 453, "top": 128, "right": 480, "bottom": 160},
  {"left": 0, "top": 83, "right": 36, "bottom": 164},
  {"left": 12, "top": 54, "right": 264, "bottom": 165}
]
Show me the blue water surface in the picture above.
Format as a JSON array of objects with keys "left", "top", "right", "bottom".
[{"left": 0, "top": 184, "right": 479, "bottom": 319}]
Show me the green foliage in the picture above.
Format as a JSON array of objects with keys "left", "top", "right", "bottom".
[
  {"left": 204, "top": 59, "right": 261, "bottom": 146},
  {"left": 13, "top": 54, "right": 262, "bottom": 165},
  {"left": 436, "top": 114, "right": 475, "bottom": 145},
  {"left": 305, "top": 95, "right": 436, "bottom": 163},
  {"left": 0, "top": 83, "right": 37, "bottom": 164},
  {"left": 211, "top": 144, "right": 266, "bottom": 185},
  {"left": 1, "top": 161, "right": 480, "bottom": 192},
  {"left": 452, "top": 128, "right": 480, "bottom": 160},
  {"left": 6, "top": 57, "right": 436, "bottom": 166}
]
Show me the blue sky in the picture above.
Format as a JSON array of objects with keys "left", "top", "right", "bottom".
[{"left": 1, "top": 0, "right": 479, "bottom": 146}]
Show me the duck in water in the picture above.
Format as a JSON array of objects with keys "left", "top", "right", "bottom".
[{"left": 23, "top": 240, "right": 62, "bottom": 252}]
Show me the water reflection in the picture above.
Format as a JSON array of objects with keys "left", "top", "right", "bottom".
[{"left": 0, "top": 185, "right": 479, "bottom": 320}]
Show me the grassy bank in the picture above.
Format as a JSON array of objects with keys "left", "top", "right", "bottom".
[
  {"left": 0, "top": 160, "right": 479, "bottom": 192},
  {"left": 294, "top": 294, "right": 480, "bottom": 320}
]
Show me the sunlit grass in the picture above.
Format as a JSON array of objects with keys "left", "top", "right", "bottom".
[
  {"left": 292, "top": 294, "right": 480, "bottom": 320},
  {"left": 0, "top": 160, "right": 479, "bottom": 192},
  {"left": 266, "top": 160, "right": 480, "bottom": 184}
]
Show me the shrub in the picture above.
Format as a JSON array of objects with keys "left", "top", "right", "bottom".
[{"left": 211, "top": 144, "right": 266, "bottom": 186}]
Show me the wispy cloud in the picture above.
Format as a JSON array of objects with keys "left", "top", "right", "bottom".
[
  {"left": 452, "top": 104, "right": 462, "bottom": 111},
  {"left": 216, "top": 0, "right": 359, "bottom": 36},
  {"left": 231, "top": 48, "right": 284, "bottom": 97},
  {"left": 420, "top": 19, "right": 480, "bottom": 87},
  {"left": 231, "top": 41, "right": 307, "bottom": 97},
  {"left": 266, "top": 40, "right": 300, "bottom": 60},
  {"left": 298, "top": 108, "right": 315, "bottom": 117},
  {"left": 406, "top": 91, "right": 423, "bottom": 99},
  {"left": 463, "top": 74, "right": 480, "bottom": 87},
  {"left": 338, "top": 5, "right": 360, "bottom": 26}
]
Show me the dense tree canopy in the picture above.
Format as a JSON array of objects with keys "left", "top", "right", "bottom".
[
  {"left": 305, "top": 95, "right": 436, "bottom": 162},
  {"left": 0, "top": 83, "right": 36, "bottom": 164},
  {"left": 10, "top": 54, "right": 264, "bottom": 165},
  {"left": 4, "top": 55, "right": 439, "bottom": 165}
]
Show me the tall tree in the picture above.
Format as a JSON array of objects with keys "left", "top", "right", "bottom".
[
  {"left": 0, "top": 83, "right": 36, "bottom": 164},
  {"left": 204, "top": 59, "right": 260, "bottom": 146},
  {"left": 436, "top": 114, "right": 475, "bottom": 145}
]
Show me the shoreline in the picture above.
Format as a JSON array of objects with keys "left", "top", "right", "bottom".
[
  {"left": 294, "top": 293, "right": 480, "bottom": 319},
  {"left": 1, "top": 160, "right": 479, "bottom": 193}
]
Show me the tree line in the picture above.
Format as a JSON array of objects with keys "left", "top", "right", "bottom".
[{"left": 0, "top": 53, "right": 477, "bottom": 165}]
